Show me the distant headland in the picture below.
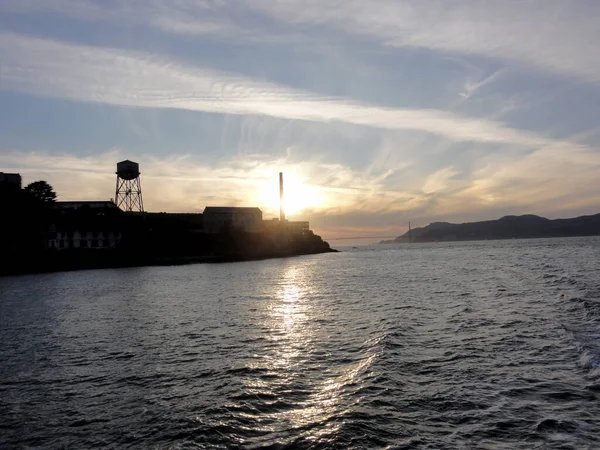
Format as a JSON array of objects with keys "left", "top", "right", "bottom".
[{"left": 380, "top": 214, "right": 600, "bottom": 244}]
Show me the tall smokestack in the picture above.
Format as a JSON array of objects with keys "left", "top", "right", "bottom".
[{"left": 279, "top": 172, "right": 285, "bottom": 222}]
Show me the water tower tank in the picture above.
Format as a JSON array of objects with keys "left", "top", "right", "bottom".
[{"left": 116, "top": 160, "right": 140, "bottom": 181}]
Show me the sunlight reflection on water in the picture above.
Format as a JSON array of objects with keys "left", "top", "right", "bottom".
[
  {"left": 2, "top": 239, "right": 600, "bottom": 448},
  {"left": 241, "top": 263, "right": 385, "bottom": 444}
]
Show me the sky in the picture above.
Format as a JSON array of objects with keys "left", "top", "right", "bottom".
[{"left": 1, "top": 1, "right": 600, "bottom": 241}]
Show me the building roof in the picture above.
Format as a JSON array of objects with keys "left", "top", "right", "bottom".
[
  {"left": 0, "top": 172, "right": 22, "bottom": 185},
  {"left": 203, "top": 206, "right": 262, "bottom": 214},
  {"left": 56, "top": 201, "right": 118, "bottom": 209}
]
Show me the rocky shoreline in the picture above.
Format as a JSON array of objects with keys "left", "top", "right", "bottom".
[{"left": 1, "top": 237, "right": 338, "bottom": 277}]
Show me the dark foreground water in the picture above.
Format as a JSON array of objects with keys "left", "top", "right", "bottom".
[{"left": 1, "top": 238, "right": 600, "bottom": 449}]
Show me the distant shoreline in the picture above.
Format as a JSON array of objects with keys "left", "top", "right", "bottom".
[
  {"left": 380, "top": 234, "right": 600, "bottom": 244},
  {"left": 380, "top": 213, "right": 600, "bottom": 244}
]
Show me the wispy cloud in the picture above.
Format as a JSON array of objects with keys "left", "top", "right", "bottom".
[
  {"left": 422, "top": 167, "right": 461, "bottom": 195},
  {"left": 4, "top": 1, "right": 599, "bottom": 83},
  {"left": 0, "top": 0, "right": 231, "bottom": 37},
  {"left": 0, "top": 32, "right": 561, "bottom": 148},
  {"left": 245, "top": 0, "right": 600, "bottom": 83},
  {"left": 459, "top": 70, "right": 505, "bottom": 100}
]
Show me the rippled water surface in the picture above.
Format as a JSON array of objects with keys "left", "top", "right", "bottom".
[{"left": 2, "top": 238, "right": 600, "bottom": 449}]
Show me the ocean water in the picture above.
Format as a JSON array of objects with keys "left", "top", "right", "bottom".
[{"left": 1, "top": 237, "right": 600, "bottom": 449}]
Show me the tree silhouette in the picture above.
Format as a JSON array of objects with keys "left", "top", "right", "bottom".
[{"left": 24, "top": 180, "right": 57, "bottom": 203}]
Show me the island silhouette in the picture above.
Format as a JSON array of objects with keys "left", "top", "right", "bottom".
[
  {"left": 381, "top": 214, "right": 600, "bottom": 244},
  {"left": 0, "top": 176, "right": 335, "bottom": 276}
]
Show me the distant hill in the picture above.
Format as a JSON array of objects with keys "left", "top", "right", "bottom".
[{"left": 380, "top": 213, "right": 600, "bottom": 244}]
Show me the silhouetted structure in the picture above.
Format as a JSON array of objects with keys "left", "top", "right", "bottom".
[
  {"left": 286, "top": 220, "right": 309, "bottom": 235},
  {"left": 115, "top": 160, "right": 144, "bottom": 212},
  {"left": 0, "top": 172, "right": 22, "bottom": 188},
  {"left": 279, "top": 172, "right": 285, "bottom": 222},
  {"left": 50, "top": 201, "right": 123, "bottom": 249},
  {"left": 1, "top": 163, "right": 336, "bottom": 276},
  {"left": 203, "top": 207, "right": 263, "bottom": 233},
  {"left": 56, "top": 201, "right": 117, "bottom": 210}
]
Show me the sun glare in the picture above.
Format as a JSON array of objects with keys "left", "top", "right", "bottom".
[{"left": 255, "top": 174, "right": 322, "bottom": 218}]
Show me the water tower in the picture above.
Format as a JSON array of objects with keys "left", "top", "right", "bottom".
[{"left": 115, "top": 160, "right": 144, "bottom": 212}]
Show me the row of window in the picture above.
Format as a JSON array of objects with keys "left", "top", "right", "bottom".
[
  {"left": 48, "top": 239, "right": 119, "bottom": 249},
  {"left": 48, "top": 231, "right": 122, "bottom": 249}
]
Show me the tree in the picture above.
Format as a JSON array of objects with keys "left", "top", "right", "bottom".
[{"left": 24, "top": 180, "right": 57, "bottom": 203}]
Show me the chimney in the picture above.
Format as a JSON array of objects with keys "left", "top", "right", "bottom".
[{"left": 279, "top": 172, "right": 285, "bottom": 222}]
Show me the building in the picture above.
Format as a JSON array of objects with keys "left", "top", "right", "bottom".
[
  {"left": 49, "top": 200, "right": 124, "bottom": 249},
  {"left": 263, "top": 218, "right": 310, "bottom": 236},
  {"left": 48, "top": 231, "right": 122, "bottom": 249},
  {"left": 0, "top": 172, "right": 22, "bottom": 188},
  {"left": 286, "top": 221, "right": 310, "bottom": 236},
  {"left": 145, "top": 212, "right": 204, "bottom": 230},
  {"left": 203, "top": 207, "right": 263, "bottom": 234},
  {"left": 55, "top": 201, "right": 118, "bottom": 210},
  {"left": 263, "top": 218, "right": 282, "bottom": 233}
]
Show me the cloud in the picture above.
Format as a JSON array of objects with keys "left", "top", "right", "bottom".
[
  {"left": 422, "top": 167, "right": 461, "bottom": 194},
  {"left": 0, "top": 0, "right": 230, "bottom": 36},
  {"left": 4, "top": 1, "right": 600, "bottom": 83},
  {"left": 242, "top": 0, "right": 600, "bottom": 83},
  {"left": 436, "top": 142, "right": 600, "bottom": 220},
  {"left": 2, "top": 3, "right": 599, "bottom": 239},
  {"left": 0, "top": 32, "right": 561, "bottom": 148},
  {"left": 459, "top": 70, "right": 505, "bottom": 100}
]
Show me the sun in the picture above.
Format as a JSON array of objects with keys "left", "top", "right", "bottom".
[{"left": 254, "top": 173, "right": 322, "bottom": 218}]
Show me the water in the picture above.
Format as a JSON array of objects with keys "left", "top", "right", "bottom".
[{"left": 1, "top": 237, "right": 600, "bottom": 449}]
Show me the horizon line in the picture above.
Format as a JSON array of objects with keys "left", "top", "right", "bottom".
[{"left": 323, "top": 235, "right": 400, "bottom": 241}]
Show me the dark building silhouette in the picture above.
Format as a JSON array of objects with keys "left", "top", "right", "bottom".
[{"left": 0, "top": 172, "right": 22, "bottom": 189}]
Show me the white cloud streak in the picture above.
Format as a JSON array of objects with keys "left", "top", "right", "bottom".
[
  {"left": 4, "top": 1, "right": 599, "bottom": 83},
  {"left": 0, "top": 0, "right": 230, "bottom": 36},
  {"left": 0, "top": 32, "right": 558, "bottom": 148},
  {"left": 246, "top": 0, "right": 600, "bottom": 83}
]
